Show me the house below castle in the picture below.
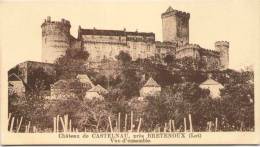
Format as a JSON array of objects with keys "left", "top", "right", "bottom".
[
  {"left": 8, "top": 61, "right": 56, "bottom": 95},
  {"left": 8, "top": 73, "right": 26, "bottom": 97},
  {"left": 140, "top": 77, "right": 161, "bottom": 97},
  {"left": 199, "top": 75, "right": 224, "bottom": 98}
]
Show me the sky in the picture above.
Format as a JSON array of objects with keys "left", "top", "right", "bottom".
[{"left": 0, "top": 0, "right": 260, "bottom": 71}]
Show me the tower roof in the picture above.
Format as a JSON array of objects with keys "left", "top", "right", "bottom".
[
  {"left": 166, "top": 6, "right": 174, "bottom": 13},
  {"left": 78, "top": 28, "right": 154, "bottom": 37},
  {"left": 200, "top": 78, "right": 223, "bottom": 86},
  {"left": 161, "top": 6, "right": 190, "bottom": 18},
  {"left": 143, "top": 77, "right": 160, "bottom": 87},
  {"left": 76, "top": 74, "right": 94, "bottom": 87}
]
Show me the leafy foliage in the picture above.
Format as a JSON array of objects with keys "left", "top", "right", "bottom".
[
  {"left": 8, "top": 51, "right": 254, "bottom": 132},
  {"left": 27, "top": 67, "right": 56, "bottom": 95},
  {"left": 55, "top": 49, "right": 89, "bottom": 79},
  {"left": 163, "top": 54, "right": 175, "bottom": 65},
  {"left": 116, "top": 51, "right": 132, "bottom": 64}
]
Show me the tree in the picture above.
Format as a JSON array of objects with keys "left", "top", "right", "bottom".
[
  {"left": 176, "top": 57, "right": 199, "bottom": 71},
  {"left": 164, "top": 54, "right": 175, "bottom": 65},
  {"left": 191, "top": 98, "right": 222, "bottom": 131},
  {"left": 116, "top": 68, "right": 141, "bottom": 99},
  {"left": 191, "top": 68, "right": 254, "bottom": 131},
  {"left": 143, "top": 96, "right": 168, "bottom": 131},
  {"left": 8, "top": 93, "right": 48, "bottom": 132},
  {"left": 75, "top": 99, "right": 113, "bottom": 132},
  {"left": 27, "top": 67, "right": 56, "bottom": 97},
  {"left": 45, "top": 98, "right": 82, "bottom": 130},
  {"left": 55, "top": 49, "right": 89, "bottom": 79},
  {"left": 116, "top": 51, "right": 132, "bottom": 64},
  {"left": 219, "top": 69, "right": 254, "bottom": 131},
  {"left": 8, "top": 67, "right": 54, "bottom": 132}
]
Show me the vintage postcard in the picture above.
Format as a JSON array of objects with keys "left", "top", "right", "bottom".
[{"left": 0, "top": 0, "right": 260, "bottom": 145}]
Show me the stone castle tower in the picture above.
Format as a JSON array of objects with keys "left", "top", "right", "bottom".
[
  {"left": 161, "top": 6, "right": 190, "bottom": 45},
  {"left": 41, "top": 16, "right": 71, "bottom": 63},
  {"left": 215, "top": 41, "right": 229, "bottom": 69}
]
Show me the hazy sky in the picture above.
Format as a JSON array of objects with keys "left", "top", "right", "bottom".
[{"left": 0, "top": 0, "right": 260, "bottom": 71}]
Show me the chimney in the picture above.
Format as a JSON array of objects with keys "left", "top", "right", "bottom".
[{"left": 47, "top": 16, "right": 51, "bottom": 22}]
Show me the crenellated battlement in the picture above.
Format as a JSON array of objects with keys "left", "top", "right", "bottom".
[
  {"left": 215, "top": 41, "right": 229, "bottom": 47},
  {"left": 176, "top": 44, "right": 201, "bottom": 51},
  {"left": 202, "top": 48, "right": 219, "bottom": 54},
  {"left": 176, "top": 44, "right": 220, "bottom": 57},
  {"left": 161, "top": 6, "right": 190, "bottom": 19},
  {"left": 156, "top": 41, "right": 177, "bottom": 47},
  {"left": 198, "top": 48, "right": 220, "bottom": 57},
  {"left": 41, "top": 16, "right": 71, "bottom": 28}
]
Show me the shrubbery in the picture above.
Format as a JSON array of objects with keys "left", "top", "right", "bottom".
[{"left": 8, "top": 51, "right": 254, "bottom": 132}]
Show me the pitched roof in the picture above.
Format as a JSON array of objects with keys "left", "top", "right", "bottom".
[
  {"left": 79, "top": 28, "right": 154, "bottom": 37},
  {"left": 80, "top": 29, "right": 125, "bottom": 36},
  {"left": 8, "top": 73, "right": 31, "bottom": 90},
  {"left": 87, "top": 84, "right": 108, "bottom": 94},
  {"left": 200, "top": 78, "right": 223, "bottom": 86},
  {"left": 126, "top": 31, "right": 155, "bottom": 37},
  {"left": 143, "top": 77, "right": 160, "bottom": 87},
  {"left": 51, "top": 80, "right": 69, "bottom": 89},
  {"left": 8, "top": 73, "right": 22, "bottom": 81},
  {"left": 76, "top": 74, "right": 94, "bottom": 87},
  {"left": 9, "top": 83, "right": 14, "bottom": 87}
]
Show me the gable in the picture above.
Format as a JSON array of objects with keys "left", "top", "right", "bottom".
[
  {"left": 76, "top": 74, "right": 94, "bottom": 86},
  {"left": 52, "top": 80, "right": 69, "bottom": 89},
  {"left": 200, "top": 78, "right": 222, "bottom": 86},
  {"left": 143, "top": 77, "right": 160, "bottom": 87}
]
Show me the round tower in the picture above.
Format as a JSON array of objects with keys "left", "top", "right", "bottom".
[
  {"left": 41, "top": 16, "right": 71, "bottom": 63},
  {"left": 215, "top": 41, "right": 229, "bottom": 70}
]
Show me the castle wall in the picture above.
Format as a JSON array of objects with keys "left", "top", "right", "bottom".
[
  {"left": 126, "top": 33, "right": 156, "bottom": 60},
  {"left": 83, "top": 42, "right": 127, "bottom": 61},
  {"left": 155, "top": 41, "right": 176, "bottom": 60},
  {"left": 176, "top": 46, "right": 200, "bottom": 59},
  {"left": 127, "top": 41, "right": 156, "bottom": 60},
  {"left": 82, "top": 34, "right": 128, "bottom": 61},
  {"left": 175, "top": 44, "right": 222, "bottom": 70},
  {"left": 80, "top": 29, "right": 156, "bottom": 62},
  {"left": 201, "top": 55, "right": 220, "bottom": 70}
]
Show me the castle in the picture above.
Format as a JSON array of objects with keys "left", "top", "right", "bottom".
[{"left": 41, "top": 6, "right": 229, "bottom": 69}]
